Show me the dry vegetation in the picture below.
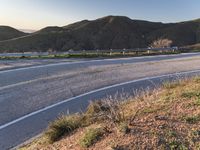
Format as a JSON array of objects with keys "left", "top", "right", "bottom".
[
  {"left": 150, "top": 38, "right": 173, "bottom": 48},
  {"left": 183, "top": 43, "right": 200, "bottom": 51},
  {"left": 20, "top": 77, "right": 200, "bottom": 150}
]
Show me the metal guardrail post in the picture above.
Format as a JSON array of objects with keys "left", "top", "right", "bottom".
[
  {"left": 123, "top": 48, "right": 126, "bottom": 55},
  {"left": 96, "top": 50, "right": 99, "bottom": 55},
  {"left": 110, "top": 49, "right": 112, "bottom": 56}
]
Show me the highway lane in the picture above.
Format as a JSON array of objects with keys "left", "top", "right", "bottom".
[
  {"left": 1, "top": 70, "right": 200, "bottom": 150},
  {"left": 0, "top": 53, "right": 200, "bottom": 149},
  {"left": 0, "top": 58, "right": 85, "bottom": 71},
  {"left": 0, "top": 53, "right": 200, "bottom": 124},
  {"left": 1, "top": 52, "right": 200, "bottom": 87},
  {"left": 1, "top": 54, "right": 200, "bottom": 127}
]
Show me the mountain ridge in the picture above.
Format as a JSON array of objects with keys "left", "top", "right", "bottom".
[
  {"left": 0, "top": 26, "right": 28, "bottom": 41},
  {"left": 0, "top": 16, "right": 200, "bottom": 52}
]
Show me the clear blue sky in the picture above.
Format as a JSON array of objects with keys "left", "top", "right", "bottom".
[{"left": 0, "top": 0, "right": 199, "bottom": 30}]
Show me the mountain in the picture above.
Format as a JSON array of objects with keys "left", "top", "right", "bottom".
[
  {"left": 0, "top": 26, "right": 28, "bottom": 41},
  {"left": 0, "top": 16, "right": 200, "bottom": 52}
]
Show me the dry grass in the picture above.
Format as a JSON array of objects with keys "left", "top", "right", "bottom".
[
  {"left": 20, "top": 77, "right": 200, "bottom": 150},
  {"left": 79, "top": 126, "right": 105, "bottom": 148},
  {"left": 45, "top": 114, "right": 83, "bottom": 143}
]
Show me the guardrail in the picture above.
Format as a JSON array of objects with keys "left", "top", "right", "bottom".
[{"left": 0, "top": 47, "right": 178, "bottom": 57}]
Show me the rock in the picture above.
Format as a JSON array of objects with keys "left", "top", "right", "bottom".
[{"left": 154, "top": 115, "right": 168, "bottom": 121}]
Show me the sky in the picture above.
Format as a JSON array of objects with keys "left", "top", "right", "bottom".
[{"left": 0, "top": 0, "right": 200, "bottom": 30}]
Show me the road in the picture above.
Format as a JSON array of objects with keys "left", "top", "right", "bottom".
[
  {"left": 0, "top": 53, "right": 200, "bottom": 149},
  {"left": 0, "top": 58, "right": 87, "bottom": 71}
]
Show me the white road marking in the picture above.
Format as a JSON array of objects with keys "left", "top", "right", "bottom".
[
  {"left": 0, "top": 72, "right": 75, "bottom": 91},
  {"left": 0, "top": 69, "right": 200, "bottom": 130}
]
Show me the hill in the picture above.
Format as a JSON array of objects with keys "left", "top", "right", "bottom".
[
  {"left": 0, "top": 16, "right": 200, "bottom": 52},
  {"left": 0, "top": 26, "right": 28, "bottom": 41},
  {"left": 20, "top": 77, "right": 200, "bottom": 149}
]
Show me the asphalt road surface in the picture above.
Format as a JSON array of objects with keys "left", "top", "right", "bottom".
[{"left": 0, "top": 53, "right": 200, "bottom": 149}]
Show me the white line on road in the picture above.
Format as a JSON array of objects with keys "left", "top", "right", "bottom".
[
  {"left": 0, "top": 72, "right": 75, "bottom": 91},
  {"left": 0, "top": 69, "right": 200, "bottom": 130}
]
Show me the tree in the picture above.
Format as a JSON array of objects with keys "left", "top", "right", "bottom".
[{"left": 150, "top": 38, "right": 172, "bottom": 48}]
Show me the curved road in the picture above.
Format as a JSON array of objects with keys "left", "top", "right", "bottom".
[{"left": 0, "top": 53, "right": 200, "bottom": 149}]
